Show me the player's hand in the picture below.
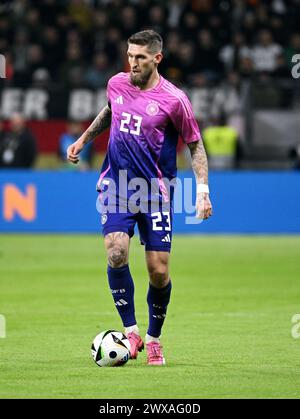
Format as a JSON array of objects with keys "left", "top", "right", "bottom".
[
  {"left": 67, "top": 139, "right": 84, "bottom": 164},
  {"left": 196, "top": 193, "right": 212, "bottom": 220}
]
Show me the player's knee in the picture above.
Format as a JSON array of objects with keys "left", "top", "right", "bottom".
[
  {"left": 108, "top": 246, "right": 128, "bottom": 268},
  {"left": 148, "top": 266, "right": 169, "bottom": 288}
]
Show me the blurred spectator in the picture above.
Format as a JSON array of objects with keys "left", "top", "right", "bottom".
[
  {"left": 120, "top": 6, "right": 138, "bottom": 39},
  {"left": 0, "top": 113, "right": 37, "bottom": 168},
  {"left": 68, "top": 0, "right": 92, "bottom": 33},
  {"left": 255, "top": 4, "right": 270, "bottom": 31},
  {"left": 239, "top": 56, "right": 255, "bottom": 80},
  {"left": 32, "top": 68, "right": 52, "bottom": 89},
  {"left": 176, "top": 41, "right": 199, "bottom": 86},
  {"left": 269, "top": 15, "right": 287, "bottom": 45},
  {"left": 27, "top": 44, "right": 46, "bottom": 76},
  {"left": 203, "top": 117, "right": 239, "bottom": 170},
  {"left": 93, "top": 10, "right": 109, "bottom": 51},
  {"left": 25, "top": 8, "right": 42, "bottom": 42},
  {"left": 85, "top": 52, "right": 113, "bottom": 89},
  {"left": 58, "top": 120, "right": 93, "bottom": 170},
  {"left": 0, "top": 0, "right": 298, "bottom": 91},
  {"left": 251, "top": 30, "right": 283, "bottom": 73},
  {"left": 12, "top": 29, "right": 30, "bottom": 87},
  {"left": 189, "top": 73, "right": 214, "bottom": 124},
  {"left": 41, "top": 26, "right": 63, "bottom": 80},
  {"left": 147, "top": 4, "right": 167, "bottom": 36},
  {"left": 211, "top": 71, "right": 247, "bottom": 140},
  {"left": 167, "top": 0, "right": 187, "bottom": 29},
  {"left": 103, "top": 27, "right": 122, "bottom": 69},
  {"left": 0, "top": 15, "right": 12, "bottom": 44},
  {"left": 196, "top": 29, "right": 223, "bottom": 80},
  {"left": 160, "top": 31, "right": 182, "bottom": 81},
  {"left": 231, "top": 0, "right": 248, "bottom": 32},
  {"left": 60, "top": 43, "right": 85, "bottom": 87},
  {"left": 38, "top": 0, "right": 65, "bottom": 27},
  {"left": 210, "top": 13, "right": 229, "bottom": 46},
  {"left": 181, "top": 12, "right": 199, "bottom": 41},
  {"left": 219, "top": 33, "right": 251, "bottom": 73},
  {"left": 0, "top": 0, "right": 299, "bottom": 171},
  {"left": 241, "top": 12, "right": 257, "bottom": 43},
  {"left": 271, "top": 0, "right": 287, "bottom": 15},
  {"left": 0, "top": 0, "right": 298, "bottom": 102},
  {"left": 272, "top": 54, "right": 291, "bottom": 79}
]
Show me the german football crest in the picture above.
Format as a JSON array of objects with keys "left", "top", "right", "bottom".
[{"left": 146, "top": 101, "right": 159, "bottom": 116}]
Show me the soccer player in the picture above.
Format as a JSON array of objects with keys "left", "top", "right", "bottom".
[{"left": 67, "top": 30, "right": 212, "bottom": 365}]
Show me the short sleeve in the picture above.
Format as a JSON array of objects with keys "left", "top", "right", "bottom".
[{"left": 169, "top": 92, "right": 201, "bottom": 144}]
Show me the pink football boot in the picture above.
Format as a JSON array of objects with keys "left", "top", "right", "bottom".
[
  {"left": 127, "top": 332, "right": 144, "bottom": 359},
  {"left": 146, "top": 341, "right": 166, "bottom": 366}
]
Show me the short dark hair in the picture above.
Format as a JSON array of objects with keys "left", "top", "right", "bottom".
[{"left": 127, "top": 30, "right": 163, "bottom": 53}]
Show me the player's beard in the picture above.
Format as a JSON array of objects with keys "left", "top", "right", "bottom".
[{"left": 130, "top": 67, "right": 153, "bottom": 88}]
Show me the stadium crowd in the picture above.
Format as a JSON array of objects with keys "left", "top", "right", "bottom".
[
  {"left": 0, "top": 0, "right": 300, "bottom": 170},
  {"left": 0, "top": 0, "right": 299, "bottom": 90}
]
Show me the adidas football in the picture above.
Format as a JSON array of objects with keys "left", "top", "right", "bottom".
[{"left": 91, "top": 330, "right": 131, "bottom": 367}]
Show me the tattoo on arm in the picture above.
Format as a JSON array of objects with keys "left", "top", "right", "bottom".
[
  {"left": 83, "top": 105, "right": 112, "bottom": 144},
  {"left": 188, "top": 140, "right": 209, "bottom": 185}
]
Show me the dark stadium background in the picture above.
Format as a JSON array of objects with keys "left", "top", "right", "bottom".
[
  {"left": 0, "top": 0, "right": 300, "bottom": 169},
  {"left": 0, "top": 0, "right": 300, "bottom": 400},
  {"left": 0, "top": 0, "right": 299, "bottom": 232}
]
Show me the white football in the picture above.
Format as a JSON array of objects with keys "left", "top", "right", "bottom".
[{"left": 91, "top": 330, "right": 131, "bottom": 367}]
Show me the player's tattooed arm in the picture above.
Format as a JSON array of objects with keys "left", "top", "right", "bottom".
[
  {"left": 188, "top": 140, "right": 209, "bottom": 185},
  {"left": 82, "top": 105, "right": 112, "bottom": 145},
  {"left": 67, "top": 105, "right": 111, "bottom": 164},
  {"left": 187, "top": 140, "right": 212, "bottom": 219}
]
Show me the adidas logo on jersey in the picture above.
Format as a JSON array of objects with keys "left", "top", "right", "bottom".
[
  {"left": 114, "top": 95, "right": 123, "bottom": 104},
  {"left": 161, "top": 234, "right": 171, "bottom": 243}
]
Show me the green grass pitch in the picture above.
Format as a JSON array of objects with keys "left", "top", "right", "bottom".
[{"left": 0, "top": 234, "right": 300, "bottom": 399}]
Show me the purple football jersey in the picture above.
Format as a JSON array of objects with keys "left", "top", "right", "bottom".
[{"left": 97, "top": 72, "right": 201, "bottom": 202}]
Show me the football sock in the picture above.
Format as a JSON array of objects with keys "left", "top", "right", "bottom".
[
  {"left": 147, "top": 280, "right": 172, "bottom": 338},
  {"left": 124, "top": 325, "right": 139, "bottom": 336},
  {"left": 145, "top": 334, "right": 160, "bottom": 344},
  {"left": 107, "top": 264, "right": 136, "bottom": 327}
]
